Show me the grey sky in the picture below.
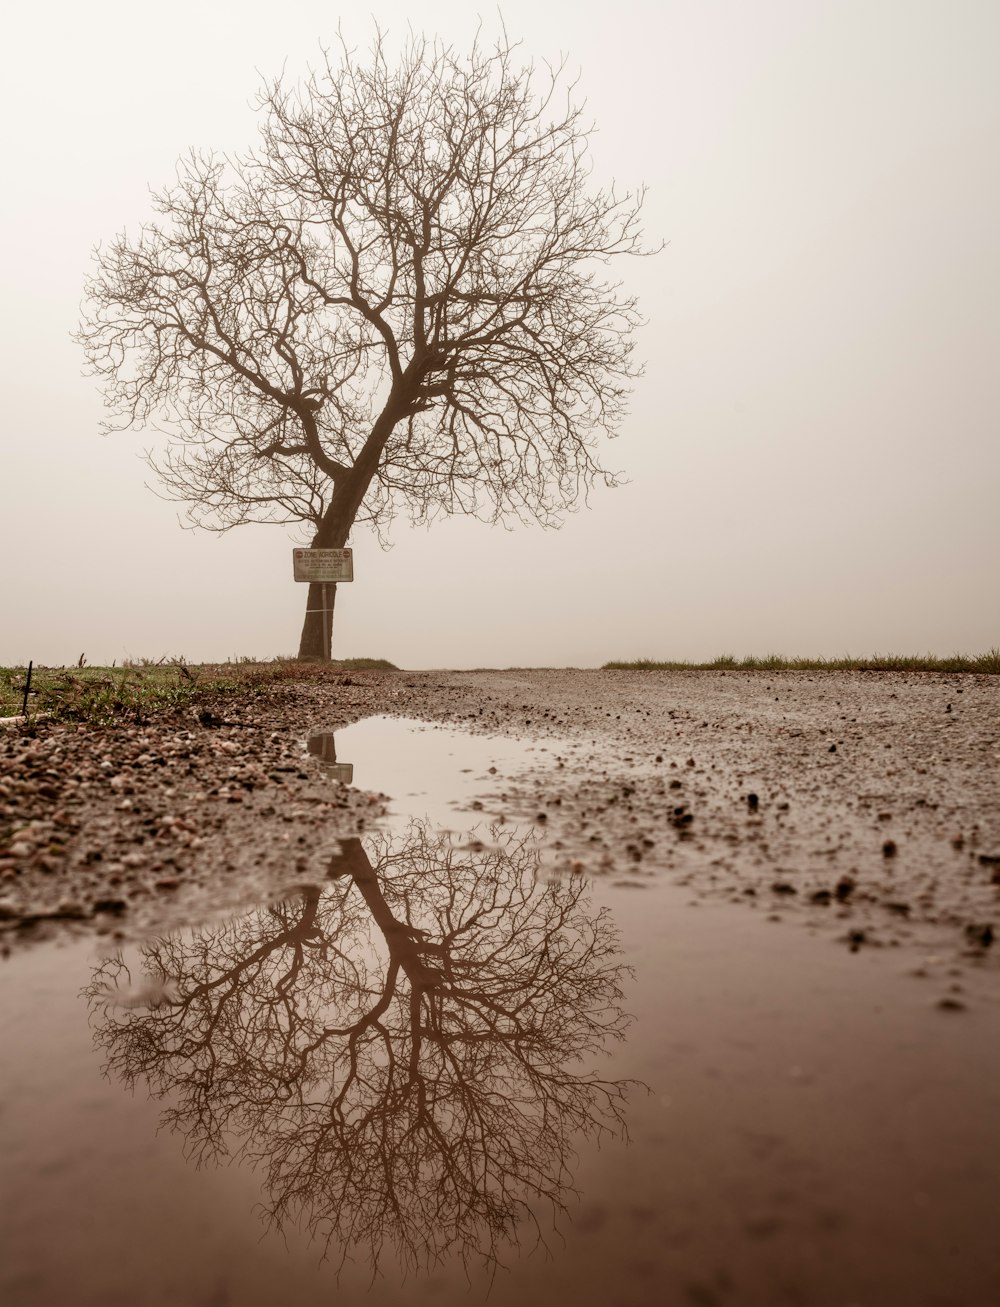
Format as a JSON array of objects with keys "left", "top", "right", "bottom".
[{"left": 2, "top": 0, "right": 997, "bottom": 667}]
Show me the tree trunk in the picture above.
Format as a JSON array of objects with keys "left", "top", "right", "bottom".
[
  {"left": 294, "top": 378, "right": 421, "bottom": 661},
  {"left": 297, "top": 580, "right": 338, "bottom": 661}
]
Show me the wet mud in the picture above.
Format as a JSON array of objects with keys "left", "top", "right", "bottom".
[
  {"left": 1, "top": 670, "right": 999, "bottom": 1304},
  {"left": 3, "top": 669, "right": 998, "bottom": 968}
]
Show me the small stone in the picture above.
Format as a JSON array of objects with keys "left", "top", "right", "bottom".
[
  {"left": 882, "top": 840, "right": 897, "bottom": 858},
  {"left": 964, "top": 923, "right": 994, "bottom": 949},
  {"left": 93, "top": 898, "right": 128, "bottom": 915},
  {"left": 55, "top": 900, "right": 87, "bottom": 919}
]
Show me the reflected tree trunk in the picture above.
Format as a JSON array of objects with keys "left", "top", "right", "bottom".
[{"left": 339, "top": 840, "right": 444, "bottom": 991}]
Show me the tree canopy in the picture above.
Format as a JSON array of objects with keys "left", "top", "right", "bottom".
[{"left": 79, "top": 30, "right": 652, "bottom": 656}]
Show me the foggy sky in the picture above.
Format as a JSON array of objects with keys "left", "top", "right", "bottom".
[{"left": 2, "top": 0, "right": 997, "bottom": 668}]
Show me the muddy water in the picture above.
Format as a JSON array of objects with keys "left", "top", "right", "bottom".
[{"left": 1, "top": 718, "right": 999, "bottom": 1306}]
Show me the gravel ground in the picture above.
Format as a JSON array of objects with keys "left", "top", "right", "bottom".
[{"left": 2, "top": 669, "right": 998, "bottom": 981}]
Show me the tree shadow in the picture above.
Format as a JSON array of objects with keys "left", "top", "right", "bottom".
[{"left": 87, "top": 821, "right": 637, "bottom": 1281}]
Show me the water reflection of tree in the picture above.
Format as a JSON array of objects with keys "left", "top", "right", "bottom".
[{"left": 87, "top": 823, "right": 634, "bottom": 1277}]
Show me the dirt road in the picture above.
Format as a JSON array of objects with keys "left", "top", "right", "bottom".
[
  {"left": 2, "top": 669, "right": 998, "bottom": 974},
  {"left": 3, "top": 668, "right": 1000, "bottom": 1307},
  {"left": 443, "top": 669, "right": 1000, "bottom": 1002}
]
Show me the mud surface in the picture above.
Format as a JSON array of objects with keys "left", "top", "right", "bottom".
[
  {"left": 2, "top": 670, "right": 1000, "bottom": 1307},
  {"left": 3, "top": 669, "right": 998, "bottom": 981}
]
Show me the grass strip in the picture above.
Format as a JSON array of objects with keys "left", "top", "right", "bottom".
[
  {"left": 0, "top": 657, "right": 397, "bottom": 724},
  {"left": 602, "top": 651, "right": 1000, "bottom": 674}
]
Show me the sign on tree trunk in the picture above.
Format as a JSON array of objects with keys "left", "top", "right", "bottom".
[{"left": 293, "top": 549, "right": 354, "bottom": 583}]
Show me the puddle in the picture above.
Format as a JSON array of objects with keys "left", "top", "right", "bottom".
[
  {"left": 306, "top": 714, "right": 561, "bottom": 832},
  {"left": 2, "top": 717, "right": 1000, "bottom": 1305}
]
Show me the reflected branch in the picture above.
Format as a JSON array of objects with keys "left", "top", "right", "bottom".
[{"left": 87, "top": 822, "right": 635, "bottom": 1278}]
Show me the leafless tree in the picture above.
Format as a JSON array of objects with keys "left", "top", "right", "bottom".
[
  {"left": 87, "top": 823, "right": 635, "bottom": 1280},
  {"left": 78, "top": 29, "right": 653, "bottom": 658}
]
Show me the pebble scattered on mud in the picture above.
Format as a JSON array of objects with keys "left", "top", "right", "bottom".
[{"left": 2, "top": 669, "right": 998, "bottom": 1000}]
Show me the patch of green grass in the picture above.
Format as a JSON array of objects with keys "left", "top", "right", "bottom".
[
  {"left": 0, "top": 656, "right": 400, "bottom": 725},
  {"left": 0, "top": 663, "right": 248, "bottom": 725},
  {"left": 603, "top": 650, "right": 1000, "bottom": 674}
]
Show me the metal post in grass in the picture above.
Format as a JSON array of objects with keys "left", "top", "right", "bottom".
[{"left": 20, "top": 661, "right": 34, "bottom": 716}]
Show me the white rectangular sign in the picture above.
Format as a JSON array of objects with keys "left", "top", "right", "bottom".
[{"left": 292, "top": 548, "right": 354, "bottom": 583}]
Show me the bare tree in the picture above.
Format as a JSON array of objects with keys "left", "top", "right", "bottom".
[
  {"left": 78, "top": 30, "right": 652, "bottom": 659},
  {"left": 87, "top": 823, "right": 635, "bottom": 1280}
]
